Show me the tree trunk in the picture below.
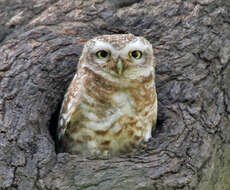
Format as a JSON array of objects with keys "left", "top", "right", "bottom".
[{"left": 0, "top": 0, "right": 230, "bottom": 189}]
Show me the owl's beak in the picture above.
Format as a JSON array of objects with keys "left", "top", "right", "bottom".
[{"left": 116, "top": 59, "right": 123, "bottom": 75}]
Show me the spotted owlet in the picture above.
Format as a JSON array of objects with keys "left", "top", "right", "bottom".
[{"left": 57, "top": 34, "right": 157, "bottom": 157}]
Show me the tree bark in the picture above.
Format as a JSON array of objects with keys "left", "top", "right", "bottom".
[{"left": 0, "top": 0, "right": 230, "bottom": 189}]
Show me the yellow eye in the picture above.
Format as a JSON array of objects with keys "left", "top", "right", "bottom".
[
  {"left": 129, "top": 50, "right": 142, "bottom": 59},
  {"left": 96, "top": 50, "right": 109, "bottom": 59}
]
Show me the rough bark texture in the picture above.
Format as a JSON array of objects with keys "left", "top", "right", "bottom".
[{"left": 0, "top": 0, "right": 230, "bottom": 189}]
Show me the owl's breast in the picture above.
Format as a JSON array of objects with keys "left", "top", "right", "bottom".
[{"left": 80, "top": 91, "right": 135, "bottom": 130}]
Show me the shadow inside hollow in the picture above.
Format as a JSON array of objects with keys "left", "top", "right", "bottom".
[{"left": 49, "top": 102, "right": 62, "bottom": 153}]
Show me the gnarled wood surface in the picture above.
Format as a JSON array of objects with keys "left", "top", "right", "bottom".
[{"left": 0, "top": 0, "right": 230, "bottom": 189}]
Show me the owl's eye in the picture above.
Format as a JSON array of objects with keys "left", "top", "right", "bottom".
[
  {"left": 129, "top": 50, "right": 142, "bottom": 59},
  {"left": 96, "top": 50, "right": 109, "bottom": 59}
]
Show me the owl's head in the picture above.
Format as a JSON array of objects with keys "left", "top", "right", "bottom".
[{"left": 79, "top": 34, "right": 156, "bottom": 82}]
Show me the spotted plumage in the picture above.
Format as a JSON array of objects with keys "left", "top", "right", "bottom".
[{"left": 57, "top": 34, "right": 157, "bottom": 156}]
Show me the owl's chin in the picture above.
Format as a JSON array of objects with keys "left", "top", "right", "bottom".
[{"left": 103, "top": 66, "right": 151, "bottom": 77}]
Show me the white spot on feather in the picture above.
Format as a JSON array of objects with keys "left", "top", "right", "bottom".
[
  {"left": 59, "top": 119, "right": 63, "bottom": 127},
  {"left": 67, "top": 96, "right": 74, "bottom": 111},
  {"left": 73, "top": 74, "right": 78, "bottom": 80},
  {"left": 62, "top": 113, "right": 68, "bottom": 120},
  {"left": 85, "top": 112, "right": 98, "bottom": 121},
  {"left": 144, "top": 124, "right": 152, "bottom": 142}
]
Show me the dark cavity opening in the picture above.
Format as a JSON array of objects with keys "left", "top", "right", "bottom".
[
  {"left": 49, "top": 101, "right": 62, "bottom": 153},
  {"left": 152, "top": 102, "right": 165, "bottom": 136}
]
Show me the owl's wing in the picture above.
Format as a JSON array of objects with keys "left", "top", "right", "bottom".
[{"left": 57, "top": 74, "right": 83, "bottom": 141}]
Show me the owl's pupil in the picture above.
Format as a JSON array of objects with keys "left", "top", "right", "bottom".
[
  {"left": 132, "top": 51, "right": 138, "bottom": 58},
  {"left": 100, "top": 50, "right": 108, "bottom": 57},
  {"left": 96, "top": 50, "right": 108, "bottom": 59},
  {"left": 131, "top": 50, "right": 142, "bottom": 59}
]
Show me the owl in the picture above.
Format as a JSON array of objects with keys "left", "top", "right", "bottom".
[{"left": 57, "top": 34, "right": 157, "bottom": 157}]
